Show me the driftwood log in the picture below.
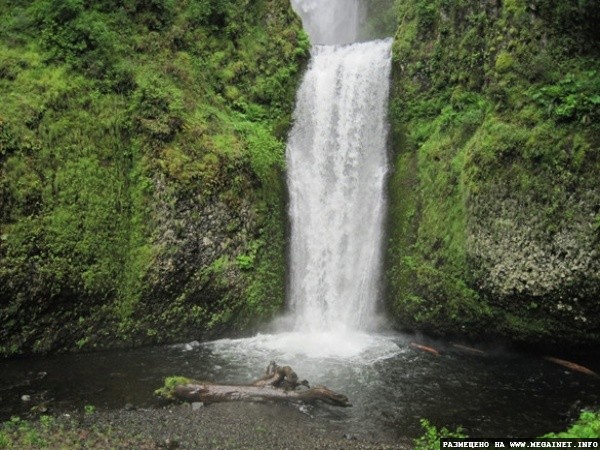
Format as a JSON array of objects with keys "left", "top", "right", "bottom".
[{"left": 165, "top": 361, "right": 351, "bottom": 407}]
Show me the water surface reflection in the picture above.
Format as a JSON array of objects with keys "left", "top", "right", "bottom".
[{"left": 0, "top": 333, "right": 598, "bottom": 439}]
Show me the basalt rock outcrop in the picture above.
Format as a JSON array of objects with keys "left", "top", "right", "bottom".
[{"left": 386, "top": 0, "right": 600, "bottom": 347}]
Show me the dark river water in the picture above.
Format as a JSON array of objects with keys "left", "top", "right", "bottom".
[{"left": 1, "top": 332, "right": 598, "bottom": 440}]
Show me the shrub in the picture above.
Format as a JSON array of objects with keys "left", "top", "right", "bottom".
[
  {"left": 543, "top": 410, "right": 600, "bottom": 438},
  {"left": 495, "top": 51, "right": 514, "bottom": 73},
  {"left": 414, "top": 419, "right": 466, "bottom": 450}
]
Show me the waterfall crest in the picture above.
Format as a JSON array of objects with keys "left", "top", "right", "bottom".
[
  {"left": 286, "top": 39, "right": 392, "bottom": 333},
  {"left": 290, "top": 0, "right": 363, "bottom": 45}
]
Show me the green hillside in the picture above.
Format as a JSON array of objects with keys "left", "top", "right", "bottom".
[
  {"left": 0, "top": 0, "right": 308, "bottom": 356},
  {"left": 386, "top": 0, "right": 600, "bottom": 347},
  {"left": 1, "top": 0, "right": 599, "bottom": 356}
]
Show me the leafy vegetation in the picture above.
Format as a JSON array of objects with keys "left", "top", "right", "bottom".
[
  {"left": 414, "top": 410, "right": 600, "bottom": 450},
  {"left": 0, "top": 414, "right": 155, "bottom": 449},
  {"left": 543, "top": 410, "right": 600, "bottom": 438},
  {"left": 0, "top": 0, "right": 308, "bottom": 356},
  {"left": 387, "top": 0, "right": 600, "bottom": 344},
  {"left": 154, "top": 375, "right": 192, "bottom": 400},
  {"left": 414, "top": 419, "right": 466, "bottom": 450}
]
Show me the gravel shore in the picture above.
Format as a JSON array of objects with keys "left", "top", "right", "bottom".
[{"left": 84, "top": 402, "right": 412, "bottom": 450}]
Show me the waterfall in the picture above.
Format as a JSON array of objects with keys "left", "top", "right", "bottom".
[
  {"left": 202, "top": 3, "right": 398, "bottom": 360},
  {"left": 182, "top": 1, "right": 399, "bottom": 364},
  {"left": 286, "top": 2, "right": 392, "bottom": 333},
  {"left": 290, "top": 0, "right": 363, "bottom": 45}
]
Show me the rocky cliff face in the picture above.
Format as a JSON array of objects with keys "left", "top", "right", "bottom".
[
  {"left": 0, "top": 0, "right": 307, "bottom": 356},
  {"left": 386, "top": 0, "right": 600, "bottom": 346}
]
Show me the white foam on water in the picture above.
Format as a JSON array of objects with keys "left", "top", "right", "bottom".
[{"left": 206, "top": 331, "right": 401, "bottom": 362}]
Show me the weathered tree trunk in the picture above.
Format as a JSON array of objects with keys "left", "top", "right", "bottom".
[
  {"left": 173, "top": 383, "right": 351, "bottom": 407},
  {"left": 166, "top": 361, "right": 351, "bottom": 407}
]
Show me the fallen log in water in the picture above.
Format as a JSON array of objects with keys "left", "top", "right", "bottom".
[
  {"left": 410, "top": 342, "right": 440, "bottom": 356},
  {"left": 156, "top": 361, "right": 351, "bottom": 407},
  {"left": 173, "top": 383, "right": 351, "bottom": 407},
  {"left": 543, "top": 356, "right": 599, "bottom": 378}
]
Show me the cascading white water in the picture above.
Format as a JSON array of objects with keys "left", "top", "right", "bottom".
[
  {"left": 285, "top": 0, "right": 393, "bottom": 334},
  {"left": 204, "top": 0, "right": 399, "bottom": 360},
  {"left": 286, "top": 39, "right": 392, "bottom": 333}
]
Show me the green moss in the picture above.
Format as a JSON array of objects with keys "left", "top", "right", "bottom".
[
  {"left": 240, "top": 181, "right": 287, "bottom": 324},
  {"left": 387, "top": 0, "right": 600, "bottom": 344},
  {"left": 503, "top": 0, "right": 526, "bottom": 16},
  {"left": 154, "top": 375, "right": 193, "bottom": 400},
  {"left": 0, "top": 0, "right": 306, "bottom": 356},
  {"left": 495, "top": 51, "right": 514, "bottom": 73}
]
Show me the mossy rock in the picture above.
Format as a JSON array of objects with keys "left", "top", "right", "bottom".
[{"left": 154, "top": 376, "right": 194, "bottom": 401}]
